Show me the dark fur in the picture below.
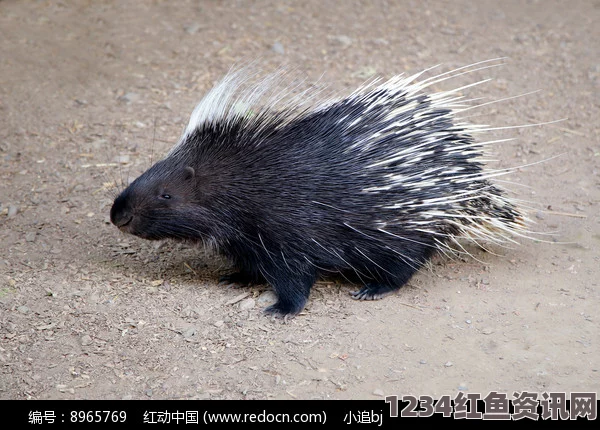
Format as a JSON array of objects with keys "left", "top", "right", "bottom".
[{"left": 111, "top": 89, "right": 518, "bottom": 316}]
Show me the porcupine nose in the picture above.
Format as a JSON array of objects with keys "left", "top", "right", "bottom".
[{"left": 110, "top": 195, "right": 133, "bottom": 229}]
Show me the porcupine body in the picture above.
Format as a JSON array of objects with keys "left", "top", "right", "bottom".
[{"left": 110, "top": 60, "right": 528, "bottom": 316}]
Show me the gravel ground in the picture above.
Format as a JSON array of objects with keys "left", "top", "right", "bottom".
[{"left": 0, "top": 0, "right": 598, "bottom": 400}]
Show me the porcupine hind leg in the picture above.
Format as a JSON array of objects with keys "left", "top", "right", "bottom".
[
  {"left": 351, "top": 283, "right": 402, "bottom": 300},
  {"left": 263, "top": 265, "right": 317, "bottom": 316},
  {"left": 350, "top": 247, "right": 432, "bottom": 300}
]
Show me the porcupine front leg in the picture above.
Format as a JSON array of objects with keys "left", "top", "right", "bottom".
[
  {"left": 218, "top": 270, "right": 266, "bottom": 287},
  {"left": 263, "top": 265, "right": 317, "bottom": 316}
]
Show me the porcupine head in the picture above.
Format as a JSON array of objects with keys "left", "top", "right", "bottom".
[{"left": 111, "top": 62, "right": 530, "bottom": 316}]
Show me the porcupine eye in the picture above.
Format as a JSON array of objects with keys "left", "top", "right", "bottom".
[{"left": 157, "top": 191, "right": 174, "bottom": 203}]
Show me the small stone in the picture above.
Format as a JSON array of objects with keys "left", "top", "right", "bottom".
[
  {"left": 182, "top": 327, "right": 197, "bottom": 339},
  {"left": 239, "top": 298, "right": 255, "bottom": 311},
  {"left": 271, "top": 42, "right": 285, "bottom": 55},
  {"left": 329, "top": 35, "right": 352, "bottom": 47},
  {"left": 535, "top": 211, "right": 546, "bottom": 220},
  {"left": 465, "top": 319, "right": 472, "bottom": 324},
  {"left": 113, "top": 154, "right": 130, "bottom": 164},
  {"left": 419, "top": 359, "right": 427, "bottom": 365},
  {"left": 458, "top": 383, "right": 468, "bottom": 391},
  {"left": 184, "top": 23, "right": 202, "bottom": 34},
  {"left": 372, "top": 389, "right": 385, "bottom": 397},
  {"left": 372, "top": 38, "right": 389, "bottom": 46},
  {"left": 481, "top": 328, "right": 494, "bottom": 335},
  {"left": 119, "top": 92, "right": 139, "bottom": 103},
  {"left": 444, "top": 361, "right": 453, "bottom": 367},
  {"left": 352, "top": 67, "right": 377, "bottom": 79},
  {"left": 7, "top": 205, "right": 18, "bottom": 218},
  {"left": 257, "top": 290, "right": 277, "bottom": 306},
  {"left": 213, "top": 320, "right": 224, "bottom": 328},
  {"left": 145, "top": 389, "right": 153, "bottom": 397},
  {"left": 17, "top": 305, "right": 30, "bottom": 314},
  {"left": 25, "top": 232, "right": 36, "bottom": 242},
  {"left": 81, "top": 335, "right": 93, "bottom": 346},
  {"left": 56, "top": 384, "right": 69, "bottom": 392}
]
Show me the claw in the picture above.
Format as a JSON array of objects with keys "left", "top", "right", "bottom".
[{"left": 351, "top": 283, "right": 397, "bottom": 300}]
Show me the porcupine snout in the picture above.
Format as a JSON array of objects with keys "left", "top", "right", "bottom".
[{"left": 110, "top": 193, "right": 134, "bottom": 230}]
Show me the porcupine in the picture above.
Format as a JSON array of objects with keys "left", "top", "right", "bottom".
[{"left": 110, "top": 59, "right": 532, "bottom": 316}]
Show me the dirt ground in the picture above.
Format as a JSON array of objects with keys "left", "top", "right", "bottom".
[{"left": 1, "top": 0, "right": 598, "bottom": 401}]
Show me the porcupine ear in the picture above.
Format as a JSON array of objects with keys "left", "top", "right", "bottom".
[{"left": 183, "top": 166, "right": 195, "bottom": 181}]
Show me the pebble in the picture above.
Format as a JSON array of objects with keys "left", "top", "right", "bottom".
[
  {"left": 81, "top": 335, "right": 93, "bottom": 346},
  {"left": 329, "top": 35, "right": 352, "bottom": 47},
  {"left": 372, "top": 389, "right": 385, "bottom": 397},
  {"left": 182, "top": 327, "right": 197, "bottom": 339},
  {"left": 372, "top": 38, "right": 389, "bottom": 46},
  {"left": 119, "top": 92, "right": 140, "bottom": 103},
  {"left": 56, "top": 385, "right": 75, "bottom": 394},
  {"left": 419, "top": 359, "right": 427, "bottom": 365},
  {"left": 271, "top": 42, "right": 285, "bottom": 55},
  {"left": 458, "top": 383, "right": 468, "bottom": 391},
  {"left": 184, "top": 23, "right": 201, "bottom": 34},
  {"left": 481, "top": 328, "right": 494, "bottom": 335},
  {"left": 17, "top": 305, "right": 30, "bottom": 314},
  {"left": 239, "top": 298, "right": 256, "bottom": 311},
  {"left": 444, "top": 361, "right": 453, "bottom": 367},
  {"left": 352, "top": 66, "right": 377, "bottom": 79},
  {"left": 25, "top": 232, "right": 36, "bottom": 242},
  {"left": 113, "top": 154, "right": 130, "bottom": 164},
  {"left": 257, "top": 290, "right": 277, "bottom": 306},
  {"left": 7, "top": 205, "right": 18, "bottom": 218}
]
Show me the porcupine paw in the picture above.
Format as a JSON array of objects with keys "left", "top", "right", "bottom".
[
  {"left": 264, "top": 300, "right": 305, "bottom": 318},
  {"left": 351, "top": 283, "right": 399, "bottom": 300},
  {"left": 218, "top": 271, "right": 264, "bottom": 288},
  {"left": 265, "top": 302, "right": 302, "bottom": 319}
]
